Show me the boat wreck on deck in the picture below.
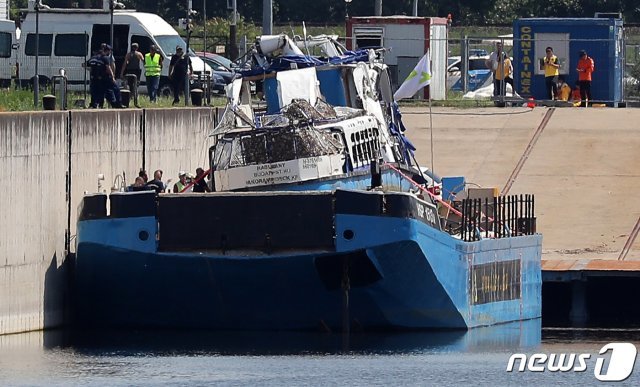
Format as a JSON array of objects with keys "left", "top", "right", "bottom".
[{"left": 73, "top": 34, "right": 542, "bottom": 331}]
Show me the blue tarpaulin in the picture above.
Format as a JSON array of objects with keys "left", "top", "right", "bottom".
[{"left": 240, "top": 50, "right": 372, "bottom": 77}]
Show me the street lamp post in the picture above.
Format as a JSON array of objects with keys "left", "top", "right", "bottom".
[
  {"left": 109, "top": 0, "right": 125, "bottom": 51},
  {"left": 110, "top": 0, "right": 114, "bottom": 49},
  {"left": 185, "top": 0, "right": 197, "bottom": 106},
  {"left": 33, "top": 1, "right": 49, "bottom": 108},
  {"left": 374, "top": 0, "right": 382, "bottom": 16},
  {"left": 230, "top": 0, "right": 237, "bottom": 60},
  {"left": 34, "top": 2, "right": 40, "bottom": 108},
  {"left": 262, "top": 0, "right": 272, "bottom": 35},
  {"left": 345, "top": 0, "right": 352, "bottom": 19}
]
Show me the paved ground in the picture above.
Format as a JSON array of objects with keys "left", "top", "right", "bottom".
[{"left": 401, "top": 105, "right": 640, "bottom": 261}]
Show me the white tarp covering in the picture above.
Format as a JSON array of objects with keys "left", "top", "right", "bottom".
[
  {"left": 463, "top": 83, "right": 519, "bottom": 99},
  {"left": 277, "top": 67, "right": 319, "bottom": 107}
]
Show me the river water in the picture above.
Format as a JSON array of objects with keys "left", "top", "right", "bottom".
[{"left": 1, "top": 320, "right": 639, "bottom": 386}]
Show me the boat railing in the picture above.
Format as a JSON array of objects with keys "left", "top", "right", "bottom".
[
  {"left": 383, "top": 163, "right": 537, "bottom": 241},
  {"left": 460, "top": 195, "right": 536, "bottom": 242}
]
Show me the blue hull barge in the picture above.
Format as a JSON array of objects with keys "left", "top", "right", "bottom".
[
  {"left": 73, "top": 34, "right": 541, "bottom": 330},
  {"left": 75, "top": 188, "right": 541, "bottom": 330}
]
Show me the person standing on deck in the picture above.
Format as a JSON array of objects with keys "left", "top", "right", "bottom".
[
  {"left": 192, "top": 167, "right": 211, "bottom": 193},
  {"left": 173, "top": 171, "right": 189, "bottom": 193},
  {"left": 146, "top": 169, "right": 166, "bottom": 193}
]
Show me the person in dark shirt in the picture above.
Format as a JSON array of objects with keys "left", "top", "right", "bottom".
[
  {"left": 169, "top": 45, "right": 193, "bottom": 105},
  {"left": 138, "top": 169, "right": 148, "bottom": 183},
  {"left": 120, "top": 42, "right": 144, "bottom": 107},
  {"left": 87, "top": 49, "right": 109, "bottom": 108},
  {"left": 127, "top": 176, "right": 153, "bottom": 192},
  {"left": 145, "top": 169, "right": 166, "bottom": 193},
  {"left": 193, "top": 167, "right": 211, "bottom": 193},
  {"left": 101, "top": 45, "right": 123, "bottom": 108}
]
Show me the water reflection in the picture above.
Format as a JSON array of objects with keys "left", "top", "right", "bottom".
[
  {"left": 5, "top": 321, "right": 640, "bottom": 386},
  {"left": 33, "top": 319, "right": 542, "bottom": 356}
]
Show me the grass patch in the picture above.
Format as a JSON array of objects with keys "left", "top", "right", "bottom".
[
  {"left": 399, "top": 99, "right": 494, "bottom": 108},
  {"left": 0, "top": 87, "right": 228, "bottom": 112},
  {"left": 0, "top": 88, "right": 39, "bottom": 112},
  {"left": 398, "top": 90, "right": 495, "bottom": 109}
]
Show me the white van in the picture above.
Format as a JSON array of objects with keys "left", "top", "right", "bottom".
[
  {"left": 0, "top": 19, "right": 17, "bottom": 88},
  {"left": 12, "top": 4, "right": 211, "bottom": 94}
]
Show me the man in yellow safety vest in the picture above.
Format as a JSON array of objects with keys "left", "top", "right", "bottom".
[{"left": 144, "top": 45, "right": 163, "bottom": 102}]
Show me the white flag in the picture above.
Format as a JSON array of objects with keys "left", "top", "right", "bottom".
[{"left": 394, "top": 50, "right": 432, "bottom": 100}]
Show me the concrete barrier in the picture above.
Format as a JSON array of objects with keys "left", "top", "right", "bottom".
[
  {"left": 0, "top": 111, "right": 68, "bottom": 335},
  {"left": 0, "top": 107, "right": 218, "bottom": 335},
  {"left": 145, "top": 108, "right": 216, "bottom": 191},
  {"left": 69, "top": 110, "right": 145, "bottom": 240}
]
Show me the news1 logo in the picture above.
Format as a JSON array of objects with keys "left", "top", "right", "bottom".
[{"left": 506, "top": 343, "right": 638, "bottom": 382}]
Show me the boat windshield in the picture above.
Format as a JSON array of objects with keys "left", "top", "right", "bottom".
[{"left": 213, "top": 127, "right": 343, "bottom": 170}]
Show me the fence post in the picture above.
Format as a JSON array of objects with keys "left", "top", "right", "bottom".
[{"left": 461, "top": 36, "right": 468, "bottom": 94}]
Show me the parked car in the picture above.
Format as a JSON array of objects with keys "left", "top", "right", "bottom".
[
  {"left": 195, "top": 52, "right": 240, "bottom": 71},
  {"left": 468, "top": 48, "right": 489, "bottom": 57},
  {"left": 195, "top": 52, "right": 257, "bottom": 94},
  {"left": 193, "top": 52, "right": 237, "bottom": 94},
  {"left": 447, "top": 55, "right": 492, "bottom": 92}
]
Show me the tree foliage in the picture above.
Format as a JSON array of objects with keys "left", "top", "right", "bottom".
[{"left": 9, "top": 0, "right": 640, "bottom": 26}]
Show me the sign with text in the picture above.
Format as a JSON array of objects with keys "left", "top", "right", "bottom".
[{"left": 214, "top": 155, "right": 344, "bottom": 191}]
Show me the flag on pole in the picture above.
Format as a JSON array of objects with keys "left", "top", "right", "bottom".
[{"left": 393, "top": 50, "right": 431, "bottom": 101}]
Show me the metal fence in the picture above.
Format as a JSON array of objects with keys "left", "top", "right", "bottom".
[
  {"left": 5, "top": 27, "right": 640, "bottom": 107},
  {"left": 460, "top": 195, "right": 536, "bottom": 242},
  {"left": 376, "top": 33, "right": 639, "bottom": 106}
]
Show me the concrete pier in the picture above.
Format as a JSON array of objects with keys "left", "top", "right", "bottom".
[{"left": 0, "top": 108, "right": 216, "bottom": 335}]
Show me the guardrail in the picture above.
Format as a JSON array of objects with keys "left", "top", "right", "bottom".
[{"left": 461, "top": 194, "right": 536, "bottom": 242}]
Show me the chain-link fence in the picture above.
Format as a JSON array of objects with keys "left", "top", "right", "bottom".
[
  {"left": 4, "top": 22, "right": 639, "bottom": 107},
  {"left": 369, "top": 23, "right": 639, "bottom": 107},
  {"left": 625, "top": 37, "right": 640, "bottom": 103}
]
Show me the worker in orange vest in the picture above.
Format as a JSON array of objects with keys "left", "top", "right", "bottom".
[{"left": 576, "top": 50, "right": 594, "bottom": 107}]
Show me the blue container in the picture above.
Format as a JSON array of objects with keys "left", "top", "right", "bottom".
[
  {"left": 513, "top": 18, "right": 624, "bottom": 105},
  {"left": 441, "top": 176, "right": 465, "bottom": 201}
]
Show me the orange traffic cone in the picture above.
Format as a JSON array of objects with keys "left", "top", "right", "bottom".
[{"left": 526, "top": 97, "right": 535, "bottom": 108}]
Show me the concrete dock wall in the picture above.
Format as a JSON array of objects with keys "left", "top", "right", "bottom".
[
  {"left": 0, "top": 112, "right": 68, "bottom": 334},
  {"left": 0, "top": 108, "right": 216, "bottom": 335},
  {"left": 144, "top": 109, "right": 217, "bottom": 190}
]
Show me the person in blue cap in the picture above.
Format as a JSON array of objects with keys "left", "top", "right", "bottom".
[
  {"left": 86, "top": 46, "right": 109, "bottom": 108},
  {"left": 101, "top": 44, "right": 124, "bottom": 108}
]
